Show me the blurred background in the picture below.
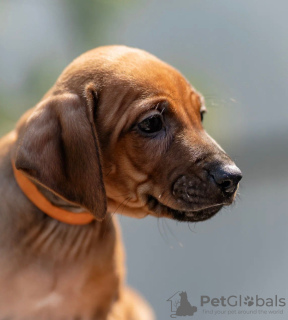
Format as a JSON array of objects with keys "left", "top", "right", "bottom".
[{"left": 1, "top": 0, "right": 288, "bottom": 319}]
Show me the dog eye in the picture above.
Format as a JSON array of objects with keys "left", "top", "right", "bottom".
[{"left": 138, "top": 115, "right": 163, "bottom": 134}]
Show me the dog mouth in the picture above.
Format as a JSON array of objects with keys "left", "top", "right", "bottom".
[{"left": 146, "top": 195, "right": 223, "bottom": 222}]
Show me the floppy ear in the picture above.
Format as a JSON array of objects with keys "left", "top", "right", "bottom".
[{"left": 14, "top": 90, "right": 106, "bottom": 220}]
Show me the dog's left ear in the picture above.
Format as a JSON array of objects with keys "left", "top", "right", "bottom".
[{"left": 14, "top": 86, "right": 106, "bottom": 220}]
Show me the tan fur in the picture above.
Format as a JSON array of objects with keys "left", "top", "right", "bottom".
[{"left": 0, "top": 45, "right": 241, "bottom": 319}]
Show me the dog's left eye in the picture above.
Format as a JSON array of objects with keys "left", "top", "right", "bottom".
[{"left": 138, "top": 115, "right": 163, "bottom": 134}]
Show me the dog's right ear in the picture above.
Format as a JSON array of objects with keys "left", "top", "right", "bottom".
[{"left": 14, "top": 91, "right": 107, "bottom": 220}]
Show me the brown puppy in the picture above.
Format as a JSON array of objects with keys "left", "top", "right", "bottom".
[{"left": 0, "top": 45, "right": 242, "bottom": 319}]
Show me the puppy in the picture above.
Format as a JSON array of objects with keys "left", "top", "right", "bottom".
[{"left": 0, "top": 45, "right": 242, "bottom": 319}]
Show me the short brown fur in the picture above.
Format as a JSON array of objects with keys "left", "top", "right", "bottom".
[{"left": 0, "top": 45, "right": 241, "bottom": 319}]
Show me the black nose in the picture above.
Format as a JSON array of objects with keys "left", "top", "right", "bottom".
[{"left": 209, "top": 165, "right": 242, "bottom": 194}]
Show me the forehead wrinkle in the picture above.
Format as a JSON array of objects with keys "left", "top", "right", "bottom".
[
  {"left": 99, "top": 56, "right": 202, "bottom": 145},
  {"left": 102, "top": 89, "right": 147, "bottom": 150},
  {"left": 168, "top": 89, "right": 199, "bottom": 128}
]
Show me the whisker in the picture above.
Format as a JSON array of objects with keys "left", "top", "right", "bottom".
[
  {"left": 157, "top": 213, "right": 171, "bottom": 246},
  {"left": 102, "top": 196, "right": 131, "bottom": 237},
  {"left": 187, "top": 222, "right": 197, "bottom": 233},
  {"left": 163, "top": 218, "right": 183, "bottom": 248},
  {"left": 118, "top": 198, "right": 131, "bottom": 216},
  {"left": 161, "top": 219, "right": 170, "bottom": 244},
  {"left": 104, "top": 167, "right": 113, "bottom": 177},
  {"left": 111, "top": 197, "right": 131, "bottom": 216}
]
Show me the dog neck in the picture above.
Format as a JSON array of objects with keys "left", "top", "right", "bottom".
[
  {"left": 12, "top": 161, "right": 95, "bottom": 225},
  {"left": 0, "top": 133, "right": 118, "bottom": 267}
]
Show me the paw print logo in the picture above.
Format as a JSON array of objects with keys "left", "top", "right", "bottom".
[{"left": 244, "top": 296, "right": 254, "bottom": 307}]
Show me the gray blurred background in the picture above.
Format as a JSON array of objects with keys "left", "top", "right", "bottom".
[{"left": 0, "top": 1, "right": 287, "bottom": 319}]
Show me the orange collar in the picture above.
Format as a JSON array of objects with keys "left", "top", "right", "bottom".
[{"left": 12, "top": 162, "right": 95, "bottom": 225}]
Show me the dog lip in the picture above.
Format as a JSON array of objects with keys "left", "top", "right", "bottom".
[{"left": 146, "top": 195, "right": 223, "bottom": 222}]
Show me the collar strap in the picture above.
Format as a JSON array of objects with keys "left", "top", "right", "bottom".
[{"left": 12, "top": 162, "right": 95, "bottom": 225}]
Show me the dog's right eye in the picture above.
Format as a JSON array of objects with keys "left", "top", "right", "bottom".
[{"left": 137, "top": 115, "right": 163, "bottom": 134}]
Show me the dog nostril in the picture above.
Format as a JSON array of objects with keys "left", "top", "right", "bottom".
[
  {"left": 209, "top": 165, "right": 242, "bottom": 194},
  {"left": 219, "top": 179, "right": 235, "bottom": 193}
]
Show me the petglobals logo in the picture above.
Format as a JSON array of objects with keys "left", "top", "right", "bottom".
[
  {"left": 166, "top": 292, "right": 286, "bottom": 317},
  {"left": 167, "top": 291, "right": 197, "bottom": 318},
  {"left": 201, "top": 295, "right": 286, "bottom": 308}
]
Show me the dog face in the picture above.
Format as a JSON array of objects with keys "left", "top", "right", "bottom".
[
  {"left": 92, "top": 47, "right": 242, "bottom": 222},
  {"left": 15, "top": 46, "right": 241, "bottom": 223}
]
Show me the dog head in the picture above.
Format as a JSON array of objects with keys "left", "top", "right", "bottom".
[{"left": 15, "top": 45, "right": 242, "bottom": 223}]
